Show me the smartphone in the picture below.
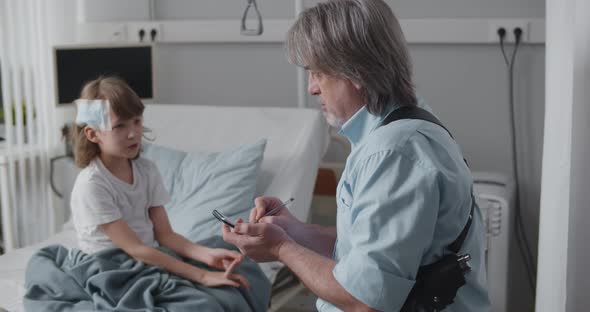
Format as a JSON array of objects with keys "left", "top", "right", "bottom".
[{"left": 212, "top": 210, "right": 235, "bottom": 228}]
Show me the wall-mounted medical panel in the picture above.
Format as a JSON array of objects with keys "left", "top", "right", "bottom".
[{"left": 76, "top": 18, "right": 545, "bottom": 45}]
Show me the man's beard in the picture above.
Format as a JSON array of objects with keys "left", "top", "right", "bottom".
[{"left": 322, "top": 111, "right": 345, "bottom": 128}]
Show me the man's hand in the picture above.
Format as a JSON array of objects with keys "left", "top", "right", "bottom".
[
  {"left": 250, "top": 197, "right": 305, "bottom": 236},
  {"left": 250, "top": 197, "right": 298, "bottom": 222},
  {"left": 246, "top": 196, "right": 337, "bottom": 258},
  {"left": 222, "top": 218, "right": 294, "bottom": 262}
]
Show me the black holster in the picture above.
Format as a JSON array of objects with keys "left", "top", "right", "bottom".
[{"left": 400, "top": 254, "right": 470, "bottom": 312}]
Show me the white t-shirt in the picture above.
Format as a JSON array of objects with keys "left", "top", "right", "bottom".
[{"left": 70, "top": 157, "right": 171, "bottom": 254}]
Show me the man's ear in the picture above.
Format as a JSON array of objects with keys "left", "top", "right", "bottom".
[
  {"left": 84, "top": 127, "right": 100, "bottom": 144},
  {"left": 351, "top": 80, "right": 362, "bottom": 91}
]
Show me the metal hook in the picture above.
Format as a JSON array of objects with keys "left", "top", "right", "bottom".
[{"left": 241, "top": 0, "right": 263, "bottom": 36}]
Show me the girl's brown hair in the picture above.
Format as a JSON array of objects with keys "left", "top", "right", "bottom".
[{"left": 72, "top": 76, "right": 145, "bottom": 168}]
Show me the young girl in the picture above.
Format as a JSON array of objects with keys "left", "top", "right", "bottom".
[{"left": 70, "top": 76, "right": 248, "bottom": 289}]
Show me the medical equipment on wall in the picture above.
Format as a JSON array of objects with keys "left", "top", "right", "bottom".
[
  {"left": 150, "top": 0, "right": 268, "bottom": 37},
  {"left": 241, "top": 0, "right": 264, "bottom": 36},
  {"left": 473, "top": 172, "right": 515, "bottom": 312}
]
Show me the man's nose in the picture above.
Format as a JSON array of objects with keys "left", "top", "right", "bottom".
[{"left": 307, "top": 73, "right": 320, "bottom": 96}]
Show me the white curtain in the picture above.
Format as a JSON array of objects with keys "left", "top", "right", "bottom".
[
  {"left": 536, "top": 0, "right": 590, "bottom": 310},
  {"left": 0, "top": 0, "right": 57, "bottom": 251}
]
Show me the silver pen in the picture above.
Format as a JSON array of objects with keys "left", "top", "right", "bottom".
[{"left": 263, "top": 198, "right": 294, "bottom": 217}]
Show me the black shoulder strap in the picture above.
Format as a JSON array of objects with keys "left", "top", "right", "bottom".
[
  {"left": 448, "top": 195, "right": 475, "bottom": 253},
  {"left": 381, "top": 106, "right": 473, "bottom": 254},
  {"left": 381, "top": 106, "right": 454, "bottom": 139}
]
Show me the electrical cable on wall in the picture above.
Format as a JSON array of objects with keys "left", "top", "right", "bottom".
[
  {"left": 49, "top": 124, "right": 74, "bottom": 198},
  {"left": 50, "top": 155, "right": 71, "bottom": 198},
  {"left": 497, "top": 27, "right": 537, "bottom": 296}
]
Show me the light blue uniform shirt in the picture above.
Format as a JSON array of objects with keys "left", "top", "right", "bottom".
[{"left": 316, "top": 104, "right": 490, "bottom": 312}]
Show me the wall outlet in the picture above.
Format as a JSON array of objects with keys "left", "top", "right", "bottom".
[
  {"left": 488, "top": 19, "right": 530, "bottom": 43},
  {"left": 127, "top": 22, "right": 163, "bottom": 43}
]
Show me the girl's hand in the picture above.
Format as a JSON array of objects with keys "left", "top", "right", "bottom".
[
  {"left": 205, "top": 248, "right": 244, "bottom": 271},
  {"left": 199, "top": 271, "right": 250, "bottom": 289}
]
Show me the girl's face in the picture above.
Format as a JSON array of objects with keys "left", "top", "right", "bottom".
[{"left": 93, "top": 112, "right": 143, "bottom": 161}]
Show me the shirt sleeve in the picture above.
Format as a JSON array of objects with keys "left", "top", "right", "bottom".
[
  {"left": 71, "top": 179, "right": 122, "bottom": 227},
  {"left": 332, "top": 150, "right": 440, "bottom": 311},
  {"left": 147, "top": 161, "right": 171, "bottom": 208}
]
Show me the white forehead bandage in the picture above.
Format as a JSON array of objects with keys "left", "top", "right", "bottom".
[{"left": 75, "top": 99, "right": 112, "bottom": 131}]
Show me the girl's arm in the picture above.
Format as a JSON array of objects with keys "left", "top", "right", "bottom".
[
  {"left": 149, "top": 206, "right": 244, "bottom": 272},
  {"left": 100, "top": 219, "right": 247, "bottom": 288}
]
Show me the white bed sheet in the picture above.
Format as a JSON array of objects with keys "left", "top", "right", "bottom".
[
  {"left": 0, "top": 226, "right": 77, "bottom": 311},
  {"left": 0, "top": 104, "right": 328, "bottom": 311}
]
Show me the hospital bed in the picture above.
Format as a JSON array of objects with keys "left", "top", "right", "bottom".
[{"left": 0, "top": 104, "right": 328, "bottom": 311}]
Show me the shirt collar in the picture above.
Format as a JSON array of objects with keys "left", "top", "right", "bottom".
[{"left": 339, "top": 103, "right": 399, "bottom": 146}]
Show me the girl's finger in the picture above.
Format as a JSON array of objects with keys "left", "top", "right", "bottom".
[
  {"left": 232, "top": 274, "right": 250, "bottom": 289},
  {"left": 223, "top": 255, "right": 241, "bottom": 268},
  {"left": 223, "top": 250, "right": 242, "bottom": 259},
  {"left": 224, "top": 258, "right": 241, "bottom": 277},
  {"left": 223, "top": 279, "right": 240, "bottom": 288}
]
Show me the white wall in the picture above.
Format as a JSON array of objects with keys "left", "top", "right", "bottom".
[
  {"left": 76, "top": 1, "right": 545, "bottom": 310},
  {"left": 314, "top": 0, "right": 545, "bottom": 18},
  {"left": 78, "top": 0, "right": 150, "bottom": 22},
  {"left": 154, "top": 43, "right": 296, "bottom": 107}
]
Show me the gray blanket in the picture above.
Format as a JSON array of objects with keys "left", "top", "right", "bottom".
[{"left": 24, "top": 237, "right": 271, "bottom": 312}]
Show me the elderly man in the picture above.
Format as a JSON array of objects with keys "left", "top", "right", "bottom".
[{"left": 223, "top": 0, "right": 490, "bottom": 311}]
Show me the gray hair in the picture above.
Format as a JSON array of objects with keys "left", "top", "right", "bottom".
[{"left": 286, "top": 0, "right": 417, "bottom": 115}]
